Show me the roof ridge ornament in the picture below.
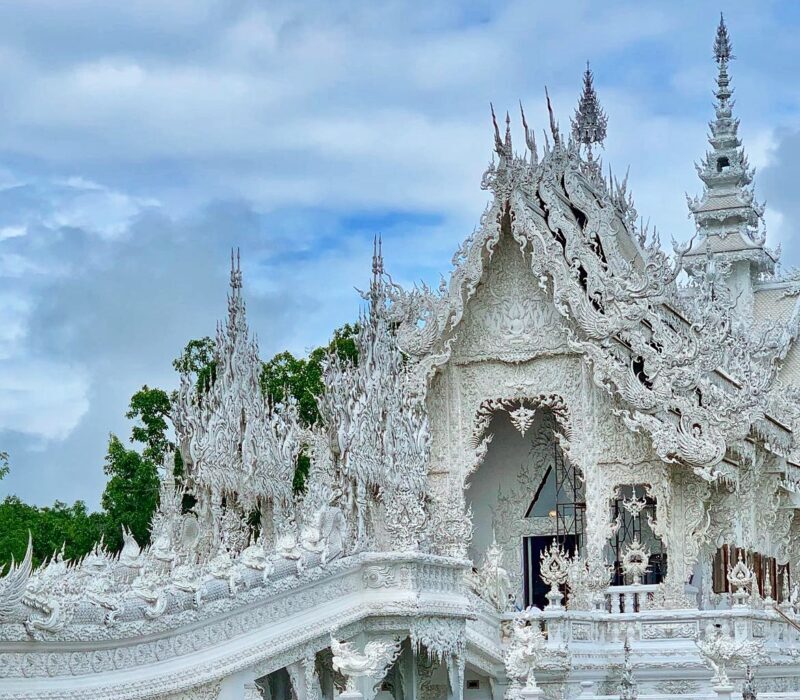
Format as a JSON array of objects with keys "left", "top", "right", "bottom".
[
  {"left": 519, "top": 101, "right": 538, "bottom": 165},
  {"left": 229, "top": 247, "right": 242, "bottom": 291},
  {"left": 544, "top": 86, "right": 561, "bottom": 147},
  {"left": 571, "top": 61, "right": 608, "bottom": 160}
]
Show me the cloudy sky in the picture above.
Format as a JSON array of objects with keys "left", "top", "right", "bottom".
[{"left": 1, "top": 0, "right": 799, "bottom": 507}]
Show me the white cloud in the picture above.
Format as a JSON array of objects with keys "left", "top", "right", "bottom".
[
  {"left": 44, "top": 178, "right": 159, "bottom": 239},
  {"left": 1, "top": 0, "right": 799, "bottom": 506},
  {"left": 0, "top": 225, "right": 26, "bottom": 240},
  {"left": 0, "top": 358, "right": 89, "bottom": 440}
]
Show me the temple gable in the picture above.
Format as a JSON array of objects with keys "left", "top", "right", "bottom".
[{"left": 450, "top": 231, "right": 569, "bottom": 364}]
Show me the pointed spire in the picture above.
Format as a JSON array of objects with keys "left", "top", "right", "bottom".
[
  {"left": 714, "top": 13, "right": 733, "bottom": 64},
  {"left": 372, "top": 234, "right": 384, "bottom": 278},
  {"left": 713, "top": 14, "right": 734, "bottom": 108},
  {"left": 226, "top": 248, "right": 247, "bottom": 338},
  {"left": 571, "top": 62, "right": 608, "bottom": 155},
  {"left": 689, "top": 16, "right": 763, "bottom": 246},
  {"left": 490, "top": 103, "right": 512, "bottom": 159},
  {"left": 686, "top": 15, "right": 772, "bottom": 266},
  {"left": 369, "top": 234, "right": 386, "bottom": 311}
]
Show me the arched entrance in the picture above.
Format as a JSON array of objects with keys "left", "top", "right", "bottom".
[{"left": 466, "top": 396, "right": 584, "bottom": 609}]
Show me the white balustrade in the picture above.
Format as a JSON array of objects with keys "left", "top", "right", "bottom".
[{"left": 604, "top": 584, "right": 659, "bottom": 613}]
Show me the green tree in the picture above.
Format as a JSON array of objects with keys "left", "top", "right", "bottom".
[
  {"left": 100, "top": 385, "right": 174, "bottom": 550},
  {"left": 260, "top": 324, "right": 359, "bottom": 491},
  {"left": 260, "top": 323, "right": 359, "bottom": 426},
  {"left": 0, "top": 497, "right": 106, "bottom": 569},
  {"left": 173, "top": 336, "right": 217, "bottom": 392},
  {"left": 126, "top": 386, "right": 172, "bottom": 464},
  {"left": 100, "top": 435, "right": 160, "bottom": 551}
]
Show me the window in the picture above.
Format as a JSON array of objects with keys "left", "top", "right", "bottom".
[
  {"left": 712, "top": 546, "right": 789, "bottom": 600},
  {"left": 611, "top": 486, "right": 666, "bottom": 586}
]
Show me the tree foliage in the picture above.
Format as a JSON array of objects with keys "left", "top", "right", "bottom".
[
  {"left": 260, "top": 323, "right": 358, "bottom": 426},
  {"left": 100, "top": 386, "right": 174, "bottom": 551},
  {"left": 172, "top": 336, "right": 217, "bottom": 393},
  {"left": 100, "top": 435, "right": 161, "bottom": 552},
  {"left": 126, "top": 386, "right": 172, "bottom": 464},
  {"left": 260, "top": 324, "right": 359, "bottom": 491},
  {"left": 0, "top": 497, "right": 106, "bottom": 569}
]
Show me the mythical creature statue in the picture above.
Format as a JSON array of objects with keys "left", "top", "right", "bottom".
[
  {"left": 695, "top": 622, "right": 767, "bottom": 685},
  {"left": 330, "top": 634, "right": 402, "bottom": 693},
  {"left": 300, "top": 505, "right": 347, "bottom": 566},
  {"left": 117, "top": 526, "right": 143, "bottom": 582},
  {"left": 505, "top": 614, "right": 554, "bottom": 691},
  {"left": 474, "top": 537, "right": 513, "bottom": 612}
]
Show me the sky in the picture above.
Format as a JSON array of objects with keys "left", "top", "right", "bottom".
[{"left": 1, "top": 0, "right": 799, "bottom": 507}]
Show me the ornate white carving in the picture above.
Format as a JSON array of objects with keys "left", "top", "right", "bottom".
[
  {"left": 504, "top": 614, "right": 567, "bottom": 692},
  {"left": 474, "top": 537, "right": 513, "bottom": 612},
  {"left": 695, "top": 621, "right": 767, "bottom": 685},
  {"left": 330, "top": 634, "right": 401, "bottom": 692},
  {"left": 539, "top": 539, "right": 570, "bottom": 609},
  {"left": 5, "top": 21, "right": 800, "bottom": 699},
  {"left": 728, "top": 553, "right": 754, "bottom": 607},
  {"left": 621, "top": 538, "right": 651, "bottom": 586}
]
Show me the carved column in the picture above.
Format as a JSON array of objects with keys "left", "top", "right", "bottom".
[
  {"left": 446, "top": 653, "right": 464, "bottom": 700},
  {"left": 415, "top": 650, "right": 448, "bottom": 700},
  {"left": 488, "top": 677, "right": 510, "bottom": 700},
  {"left": 660, "top": 470, "right": 710, "bottom": 608},
  {"left": 579, "top": 459, "right": 613, "bottom": 607}
]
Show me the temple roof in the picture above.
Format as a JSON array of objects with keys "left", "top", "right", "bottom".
[{"left": 388, "top": 70, "right": 796, "bottom": 479}]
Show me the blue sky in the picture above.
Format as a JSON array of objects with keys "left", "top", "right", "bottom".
[{"left": 1, "top": 0, "right": 799, "bottom": 507}]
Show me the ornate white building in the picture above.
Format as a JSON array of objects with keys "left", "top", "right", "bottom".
[{"left": 3, "top": 16, "right": 800, "bottom": 700}]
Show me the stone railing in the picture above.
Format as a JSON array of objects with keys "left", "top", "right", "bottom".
[
  {"left": 489, "top": 606, "right": 800, "bottom": 698},
  {"left": 536, "top": 604, "right": 800, "bottom": 647},
  {"left": 604, "top": 583, "right": 660, "bottom": 613}
]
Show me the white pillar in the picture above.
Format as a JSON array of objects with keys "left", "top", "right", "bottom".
[
  {"left": 712, "top": 684, "right": 735, "bottom": 700},
  {"left": 217, "top": 672, "right": 261, "bottom": 700},
  {"left": 341, "top": 691, "right": 364, "bottom": 700}
]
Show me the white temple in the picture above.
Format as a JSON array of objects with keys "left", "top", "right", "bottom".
[{"left": 4, "top": 16, "right": 800, "bottom": 700}]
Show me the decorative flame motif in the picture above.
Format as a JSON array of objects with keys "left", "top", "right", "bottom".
[
  {"left": 621, "top": 487, "right": 648, "bottom": 519},
  {"left": 727, "top": 552, "right": 754, "bottom": 606},
  {"left": 539, "top": 539, "right": 570, "bottom": 609}
]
